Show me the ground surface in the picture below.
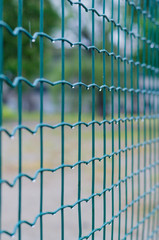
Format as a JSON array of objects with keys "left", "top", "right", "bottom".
[{"left": 1, "top": 119, "right": 158, "bottom": 240}]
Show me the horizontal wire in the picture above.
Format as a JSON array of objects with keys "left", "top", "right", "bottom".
[
  {"left": 0, "top": 20, "right": 33, "bottom": 38},
  {"left": 1, "top": 74, "right": 159, "bottom": 95},
  {"left": 66, "top": 0, "right": 159, "bottom": 48},
  {"left": 1, "top": 177, "right": 159, "bottom": 237},
  {"left": 67, "top": 0, "right": 159, "bottom": 26},
  {"left": 1, "top": 142, "right": 159, "bottom": 188},
  {"left": 0, "top": 21, "right": 158, "bottom": 73},
  {"left": 1, "top": 114, "right": 159, "bottom": 138}
]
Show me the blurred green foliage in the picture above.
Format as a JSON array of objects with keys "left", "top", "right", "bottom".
[
  {"left": 3, "top": 0, "right": 59, "bottom": 80},
  {"left": 3, "top": 105, "right": 17, "bottom": 122}
]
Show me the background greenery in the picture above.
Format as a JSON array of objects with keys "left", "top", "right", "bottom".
[{"left": 3, "top": 0, "right": 158, "bottom": 119}]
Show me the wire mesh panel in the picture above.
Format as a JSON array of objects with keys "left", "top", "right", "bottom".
[{"left": 0, "top": 0, "right": 159, "bottom": 240}]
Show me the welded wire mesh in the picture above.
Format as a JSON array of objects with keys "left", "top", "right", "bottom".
[{"left": 0, "top": 0, "right": 159, "bottom": 239}]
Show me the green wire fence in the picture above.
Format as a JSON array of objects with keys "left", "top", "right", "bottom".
[{"left": 0, "top": 0, "right": 159, "bottom": 239}]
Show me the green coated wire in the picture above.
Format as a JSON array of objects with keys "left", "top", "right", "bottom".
[
  {"left": 146, "top": 1, "right": 153, "bottom": 238},
  {"left": 117, "top": 0, "right": 121, "bottom": 239},
  {"left": 124, "top": 1, "right": 128, "bottom": 237},
  {"left": 130, "top": 2, "right": 134, "bottom": 240},
  {"left": 141, "top": 1, "right": 147, "bottom": 239},
  {"left": 91, "top": 0, "right": 95, "bottom": 239},
  {"left": 39, "top": 0, "right": 44, "bottom": 239},
  {"left": 155, "top": 29, "right": 159, "bottom": 239},
  {"left": 111, "top": 0, "right": 114, "bottom": 239},
  {"left": 18, "top": 0, "right": 23, "bottom": 239},
  {"left": 0, "top": 23, "right": 157, "bottom": 72},
  {"left": 1, "top": 159, "right": 159, "bottom": 189},
  {"left": 0, "top": 1, "right": 2, "bottom": 239},
  {"left": 150, "top": 1, "right": 155, "bottom": 236},
  {"left": 2, "top": 115, "right": 158, "bottom": 138},
  {"left": 102, "top": 0, "right": 106, "bottom": 239},
  {"left": 61, "top": 0, "right": 65, "bottom": 239},
  {"left": 157, "top": 11, "right": 159, "bottom": 240},
  {"left": 1, "top": 74, "right": 159, "bottom": 96},
  {"left": 1, "top": 177, "right": 159, "bottom": 238},
  {"left": 67, "top": 0, "right": 159, "bottom": 51},
  {"left": 0, "top": 0, "right": 159, "bottom": 239},
  {"left": 136, "top": 0, "right": 141, "bottom": 238},
  {"left": 152, "top": 1, "right": 157, "bottom": 236},
  {"left": 156, "top": 4, "right": 159, "bottom": 239},
  {"left": 154, "top": 3, "right": 159, "bottom": 237},
  {"left": 78, "top": 0, "right": 82, "bottom": 237}
]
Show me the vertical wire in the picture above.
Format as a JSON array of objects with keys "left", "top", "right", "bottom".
[
  {"left": 111, "top": 0, "right": 114, "bottom": 239},
  {"left": 78, "top": 0, "right": 82, "bottom": 238},
  {"left": 154, "top": 1, "right": 159, "bottom": 239},
  {"left": 18, "top": 0, "right": 23, "bottom": 239},
  {"left": 156, "top": 3, "right": 159, "bottom": 239},
  {"left": 151, "top": 1, "right": 157, "bottom": 236},
  {"left": 146, "top": 0, "right": 153, "bottom": 238},
  {"left": 91, "top": 0, "right": 95, "bottom": 239},
  {"left": 102, "top": 0, "right": 106, "bottom": 239},
  {"left": 61, "top": 0, "right": 65, "bottom": 239},
  {"left": 141, "top": 1, "right": 147, "bottom": 239},
  {"left": 154, "top": 1, "right": 159, "bottom": 236},
  {"left": 117, "top": 1, "right": 121, "bottom": 239},
  {"left": 130, "top": 2, "right": 134, "bottom": 240},
  {"left": 0, "top": 0, "right": 3, "bottom": 239},
  {"left": 136, "top": 0, "right": 141, "bottom": 238},
  {"left": 39, "top": 0, "right": 44, "bottom": 239},
  {"left": 123, "top": 0, "right": 128, "bottom": 237},
  {"left": 151, "top": 2, "right": 155, "bottom": 235}
]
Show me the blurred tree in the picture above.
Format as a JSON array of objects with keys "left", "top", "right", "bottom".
[{"left": 3, "top": 0, "right": 59, "bottom": 80}]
